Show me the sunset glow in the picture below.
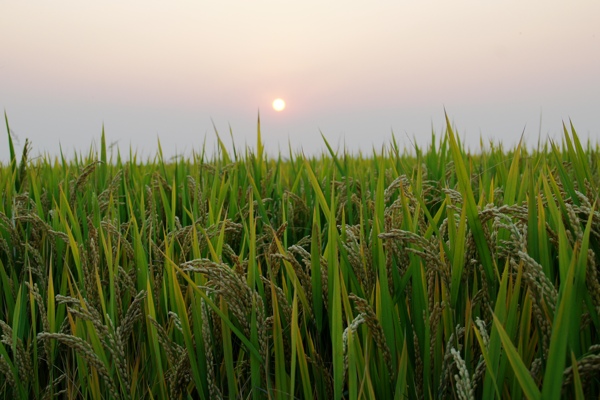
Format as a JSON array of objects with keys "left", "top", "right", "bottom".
[{"left": 272, "top": 99, "right": 286, "bottom": 112}]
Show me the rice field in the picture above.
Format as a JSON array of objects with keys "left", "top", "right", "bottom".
[{"left": 1, "top": 114, "right": 600, "bottom": 399}]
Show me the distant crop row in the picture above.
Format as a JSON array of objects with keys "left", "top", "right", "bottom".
[{"left": 0, "top": 114, "right": 599, "bottom": 399}]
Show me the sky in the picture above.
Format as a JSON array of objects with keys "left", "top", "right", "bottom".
[{"left": 1, "top": 1, "right": 599, "bottom": 161}]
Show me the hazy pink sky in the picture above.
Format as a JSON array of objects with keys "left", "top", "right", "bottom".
[{"left": 1, "top": 1, "right": 599, "bottom": 160}]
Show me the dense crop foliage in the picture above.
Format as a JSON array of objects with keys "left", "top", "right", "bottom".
[{"left": 1, "top": 115, "right": 600, "bottom": 399}]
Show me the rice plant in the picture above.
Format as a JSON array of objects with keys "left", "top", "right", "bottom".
[{"left": 0, "top": 113, "right": 599, "bottom": 399}]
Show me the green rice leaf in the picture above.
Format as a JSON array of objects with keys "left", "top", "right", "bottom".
[
  {"left": 492, "top": 313, "right": 541, "bottom": 400},
  {"left": 445, "top": 112, "right": 496, "bottom": 286}
]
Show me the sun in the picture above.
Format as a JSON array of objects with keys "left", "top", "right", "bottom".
[{"left": 272, "top": 98, "right": 286, "bottom": 112}]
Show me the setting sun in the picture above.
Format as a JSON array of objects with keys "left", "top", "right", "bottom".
[{"left": 272, "top": 98, "right": 286, "bottom": 112}]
